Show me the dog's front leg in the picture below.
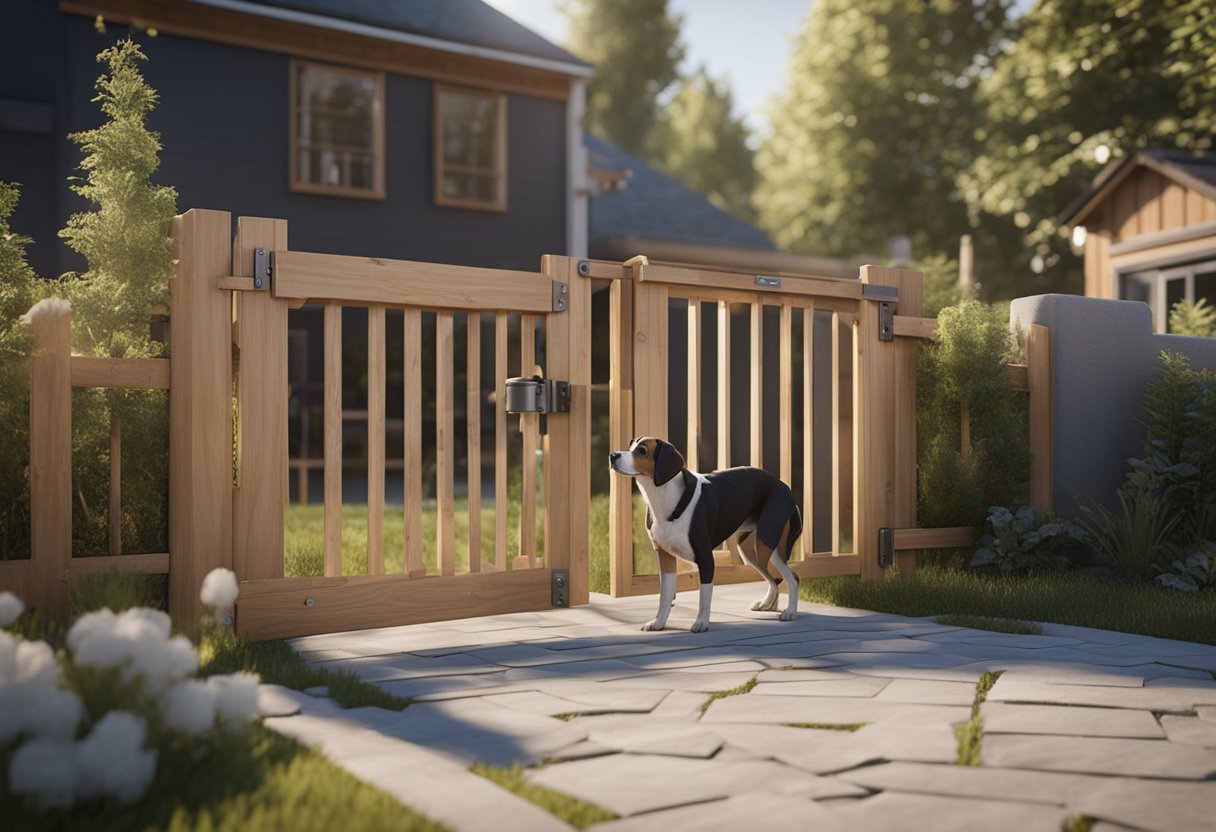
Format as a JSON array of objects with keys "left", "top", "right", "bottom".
[
  {"left": 691, "top": 546, "right": 714, "bottom": 633},
  {"left": 641, "top": 548, "right": 678, "bottom": 631}
]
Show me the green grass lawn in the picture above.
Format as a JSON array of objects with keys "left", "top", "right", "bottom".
[{"left": 800, "top": 563, "right": 1216, "bottom": 645}]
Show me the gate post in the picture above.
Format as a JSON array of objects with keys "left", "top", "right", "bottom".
[
  {"left": 854, "top": 266, "right": 922, "bottom": 581},
  {"left": 542, "top": 255, "right": 591, "bottom": 606},
  {"left": 168, "top": 209, "right": 235, "bottom": 621},
  {"left": 28, "top": 302, "right": 72, "bottom": 617},
  {"left": 232, "top": 217, "right": 289, "bottom": 583}
]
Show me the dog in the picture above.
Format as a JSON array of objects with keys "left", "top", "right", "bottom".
[{"left": 610, "top": 437, "right": 803, "bottom": 632}]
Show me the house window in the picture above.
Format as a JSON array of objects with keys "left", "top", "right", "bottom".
[
  {"left": 291, "top": 60, "right": 385, "bottom": 199},
  {"left": 1121, "top": 258, "right": 1216, "bottom": 332},
  {"left": 434, "top": 85, "right": 507, "bottom": 211}
]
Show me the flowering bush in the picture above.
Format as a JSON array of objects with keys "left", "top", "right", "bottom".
[{"left": 0, "top": 569, "right": 260, "bottom": 811}]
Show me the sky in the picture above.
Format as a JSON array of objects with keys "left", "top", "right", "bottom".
[{"left": 482, "top": 0, "right": 810, "bottom": 137}]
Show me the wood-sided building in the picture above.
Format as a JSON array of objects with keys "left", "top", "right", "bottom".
[{"left": 1058, "top": 148, "right": 1216, "bottom": 332}]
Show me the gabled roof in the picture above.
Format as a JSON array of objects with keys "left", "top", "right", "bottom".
[
  {"left": 586, "top": 134, "right": 778, "bottom": 254},
  {"left": 194, "top": 0, "right": 591, "bottom": 75},
  {"left": 1057, "top": 147, "right": 1216, "bottom": 227}
]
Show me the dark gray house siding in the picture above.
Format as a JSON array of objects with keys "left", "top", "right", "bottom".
[{"left": 1, "top": 1, "right": 568, "bottom": 279}]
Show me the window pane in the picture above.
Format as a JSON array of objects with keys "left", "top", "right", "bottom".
[
  {"left": 443, "top": 172, "right": 498, "bottom": 203},
  {"left": 1166, "top": 277, "right": 1186, "bottom": 328},
  {"left": 1120, "top": 273, "right": 1150, "bottom": 304},
  {"left": 1195, "top": 271, "right": 1216, "bottom": 306},
  {"left": 440, "top": 90, "right": 497, "bottom": 171},
  {"left": 296, "top": 63, "right": 377, "bottom": 190}
]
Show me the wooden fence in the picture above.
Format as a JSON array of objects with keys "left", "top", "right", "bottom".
[{"left": 1, "top": 208, "right": 1053, "bottom": 633}]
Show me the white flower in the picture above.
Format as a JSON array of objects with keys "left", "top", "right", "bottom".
[
  {"left": 0, "top": 591, "right": 23, "bottom": 628},
  {"left": 200, "top": 568, "right": 239, "bottom": 609},
  {"left": 68, "top": 607, "right": 197, "bottom": 694},
  {"left": 207, "top": 672, "right": 260, "bottom": 726},
  {"left": 0, "top": 685, "right": 83, "bottom": 745},
  {"left": 15, "top": 639, "right": 58, "bottom": 687},
  {"left": 161, "top": 679, "right": 216, "bottom": 734},
  {"left": 8, "top": 736, "right": 78, "bottom": 810},
  {"left": 75, "top": 711, "right": 158, "bottom": 805}
]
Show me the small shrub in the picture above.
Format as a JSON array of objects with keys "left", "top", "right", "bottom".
[
  {"left": 1155, "top": 541, "right": 1216, "bottom": 592},
  {"left": 1168, "top": 298, "right": 1216, "bottom": 338},
  {"left": 969, "top": 505, "right": 1092, "bottom": 573}
]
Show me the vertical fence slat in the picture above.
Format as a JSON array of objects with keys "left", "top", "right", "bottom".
[
  {"left": 779, "top": 303, "right": 792, "bottom": 487},
  {"left": 168, "top": 209, "right": 234, "bottom": 622},
  {"left": 1028, "top": 324, "right": 1054, "bottom": 511},
  {"left": 109, "top": 413, "right": 121, "bottom": 556},
  {"left": 494, "top": 313, "right": 508, "bottom": 572},
  {"left": 232, "top": 216, "right": 288, "bottom": 582},
  {"left": 609, "top": 276, "right": 634, "bottom": 596},
  {"left": 686, "top": 296, "right": 700, "bottom": 470},
  {"left": 802, "top": 305, "right": 814, "bottom": 558},
  {"left": 750, "top": 301, "right": 763, "bottom": 467},
  {"left": 436, "top": 311, "right": 456, "bottom": 576},
  {"left": 403, "top": 308, "right": 425, "bottom": 577},
  {"left": 831, "top": 310, "right": 841, "bottom": 555},
  {"left": 892, "top": 270, "right": 922, "bottom": 576},
  {"left": 632, "top": 265, "right": 669, "bottom": 580},
  {"left": 519, "top": 314, "right": 538, "bottom": 568},
  {"left": 367, "top": 305, "right": 385, "bottom": 576},
  {"left": 717, "top": 300, "right": 731, "bottom": 470},
  {"left": 323, "top": 304, "right": 342, "bottom": 577},
  {"left": 467, "top": 313, "right": 482, "bottom": 573},
  {"left": 28, "top": 304, "right": 72, "bottom": 616}
]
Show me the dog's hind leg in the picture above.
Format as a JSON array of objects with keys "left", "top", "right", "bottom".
[
  {"left": 729, "top": 532, "right": 778, "bottom": 610},
  {"left": 768, "top": 519, "right": 800, "bottom": 621}
]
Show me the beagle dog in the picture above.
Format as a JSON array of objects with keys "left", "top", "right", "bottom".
[{"left": 610, "top": 437, "right": 802, "bottom": 632}]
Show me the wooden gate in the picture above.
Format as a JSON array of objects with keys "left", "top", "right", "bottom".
[
  {"left": 592, "top": 257, "right": 928, "bottom": 597},
  {"left": 170, "top": 209, "right": 591, "bottom": 638}
]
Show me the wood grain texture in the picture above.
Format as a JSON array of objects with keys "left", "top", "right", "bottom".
[
  {"left": 686, "top": 296, "right": 700, "bottom": 470},
  {"left": 830, "top": 310, "right": 841, "bottom": 556},
  {"left": 779, "top": 303, "right": 792, "bottom": 486},
  {"left": 71, "top": 356, "right": 170, "bottom": 389},
  {"left": 323, "top": 304, "right": 342, "bottom": 577},
  {"left": 467, "top": 313, "right": 482, "bottom": 573},
  {"left": 235, "top": 569, "right": 556, "bottom": 639},
  {"left": 70, "top": 553, "right": 170, "bottom": 576},
  {"left": 892, "top": 315, "right": 937, "bottom": 339},
  {"left": 28, "top": 304, "right": 72, "bottom": 616},
  {"left": 403, "top": 308, "right": 425, "bottom": 577},
  {"left": 717, "top": 300, "right": 732, "bottom": 472},
  {"left": 0, "top": 560, "right": 29, "bottom": 601},
  {"left": 893, "top": 527, "right": 973, "bottom": 550},
  {"left": 520, "top": 314, "right": 538, "bottom": 568},
  {"left": 495, "top": 313, "right": 508, "bottom": 572},
  {"left": 750, "top": 301, "right": 763, "bottom": 467},
  {"left": 802, "top": 305, "right": 814, "bottom": 559},
  {"left": 436, "top": 311, "right": 456, "bottom": 576},
  {"left": 367, "top": 305, "right": 386, "bottom": 575},
  {"left": 639, "top": 262, "right": 862, "bottom": 300},
  {"left": 1028, "top": 324, "right": 1054, "bottom": 511},
  {"left": 891, "top": 269, "right": 923, "bottom": 576},
  {"left": 609, "top": 277, "right": 635, "bottom": 596},
  {"left": 272, "top": 250, "right": 553, "bottom": 312},
  {"left": 168, "top": 209, "right": 235, "bottom": 621}
]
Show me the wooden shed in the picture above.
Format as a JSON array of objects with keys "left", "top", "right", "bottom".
[{"left": 1058, "top": 149, "right": 1216, "bottom": 332}]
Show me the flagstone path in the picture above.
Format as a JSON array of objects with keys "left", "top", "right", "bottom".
[{"left": 260, "top": 583, "right": 1216, "bottom": 832}]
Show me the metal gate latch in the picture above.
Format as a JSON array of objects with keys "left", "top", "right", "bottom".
[
  {"left": 878, "top": 302, "right": 894, "bottom": 342},
  {"left": 878, "top": 527, "right": 894, "bottom": 568},
  {"left": 552, "top": 569, "right": 569, "bottom": 607},
  {"left": 504, "top": 376, "right": 571, "bottom": 414},
  {"left": 253, "top": 247, "right": 273, "bottom": 291}
]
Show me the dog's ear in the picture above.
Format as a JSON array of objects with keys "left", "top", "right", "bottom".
[{"left": 652, "top": 440, "right": 685, "bottom": 486}]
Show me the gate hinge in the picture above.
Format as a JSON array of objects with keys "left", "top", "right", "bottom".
[
  {"left": 878, "top": 302, "right": 894, "bottom": 342},
  {"left": 253, "top": 247, "right": 273, "bottom": 291},
  {"left": 551, "top": 569, "right": 569, "bottom": 607},
  {"left": 878, "top": 527, "right": 894, "bottom": 568},
  {"left": 552, "top": 280, "right": 568, "bottom": 312}
]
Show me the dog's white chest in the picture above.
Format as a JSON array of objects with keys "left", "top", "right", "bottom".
[{"left": 641, "top": 475, "right": 703, "bottom": 562}]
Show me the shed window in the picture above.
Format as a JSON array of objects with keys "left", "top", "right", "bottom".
[
  {"left": 291, "top": 60, "right": 385, "bottom": 199},
  {"left": 435, "top": 85, "right": 507, "bottom": 211},
  {"left": 1122, "top": 258, "right": 1216, "bottom": 332}
]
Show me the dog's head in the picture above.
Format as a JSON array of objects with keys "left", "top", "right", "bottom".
[{"left": 610, "top": 437, "right": 685, "bottom": 486}]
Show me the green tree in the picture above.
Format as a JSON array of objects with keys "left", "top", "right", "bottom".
[
  {"left": 756, "top": 0, "right": 1011, "bottom": 269},
  {"left": 963, "top": 0, "right": 1216, "bottom": 298},
  {"left": 649, "top": 67, "right": 758, "bottom": 222},
  {"left": 58, "top": 37, "right": 177, "bottom": 359},
  {"left": 563, "top": 0, "right": 684, "bottom": 156},
  {"left": 0, "top": 182, "right": 42, "bottom": 557}
]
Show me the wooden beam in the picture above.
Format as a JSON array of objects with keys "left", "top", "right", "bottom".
[
  {"left": 71, "top": 356, "right": 170, "bottom": 389},
  {"left": 608, "top": 277, "right": 635, "bottom": 597},
  {"left": 892, "top": 269, "right": 923, "bottom": 576},
  {"left": 272, "top": 250, "right": 554, "bottom": 313},
  {"left": 235, "top": 569, "right": 554, "bottom": 640},
  {"left": 436, "top": 311, "right": 456, "bottom": 576},
  {"left": 1004, "top": 363, "right": 1029, "bottom": 392},
  {"left": 639, "top": 262, "right": 863, "bottom": 301},
  {"left": 323, "top": 304, "right": 342, "bottom": 577},
  {"left": 70, "top": 553, "right": 171, "bottom": 576},
  {"left": 467, "top": 313, "right": 482, "bottom": 573},
  {"left": 892, "top": 315, "right": 937, "bottom": 340},
  {"left": 367, "top": 305, "right": 386, "bottom": 575},
  {"left": 403, "top": 308, "right": 425, "bottom": 578},
  {"left": 893, "top": 527, "right": 974, "bottom": 550}
]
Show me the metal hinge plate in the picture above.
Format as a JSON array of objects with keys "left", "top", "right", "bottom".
[
  {"left": 878, "top": 302, "right": 894, "bottom": 341},
  {"left": 878, "top": 527, "right": 894, "bottom": 568},
  {"left": 253, "top": 247, "right": 273, "bottom": 291},
  {"left": 552, "top": 280, "right": 568, "bottom": 312},
  {"left": 552, "top": 569, "right": 569, "bottom": 607}
]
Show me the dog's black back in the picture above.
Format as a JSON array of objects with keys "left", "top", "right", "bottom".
[{"left": 689, "top": 466, "right": 802, "bottom": 557}]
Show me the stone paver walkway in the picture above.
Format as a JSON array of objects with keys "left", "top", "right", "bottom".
[{"left": 261, "top": 584, "right": 1216, "bottom": 832}]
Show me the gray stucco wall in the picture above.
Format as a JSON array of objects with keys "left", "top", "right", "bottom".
[{"left": 1010, "top": 294, "right": 1216, "bottom": 517}]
